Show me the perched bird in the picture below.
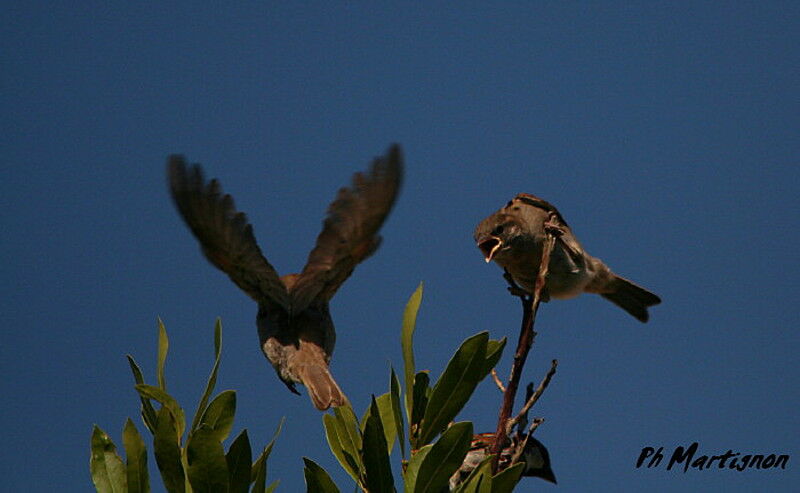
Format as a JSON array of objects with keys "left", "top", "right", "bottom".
[
  {"left": 474, "top": 193, "right": 660, "bottom": 322},
  {"left": 449, "top": 433, "right": 556, "bottom": 488},
  {"left": 168, "top": 145, "right": 403, "bottom": 410}
]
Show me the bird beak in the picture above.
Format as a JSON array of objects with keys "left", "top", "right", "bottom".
[{"left": 478, "top": 236, "right": 502, "bottom": 262}]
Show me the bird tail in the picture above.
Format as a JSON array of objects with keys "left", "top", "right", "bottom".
[
  {"left": 298, "top": 364, "right": 348, "bottom": 410},
  {"left": 600, "top": 275, "right": 661, "bottom": 323}
]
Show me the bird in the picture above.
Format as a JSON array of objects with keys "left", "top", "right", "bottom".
[
  {"left": 449, "top": 432, "right": 556, "bottom": 488},
  {"left": 167, "top": 144, "right": 403, "bottom": 410},
  {"left": 474, "top": 193, "right": 660, "bottom": 322}
]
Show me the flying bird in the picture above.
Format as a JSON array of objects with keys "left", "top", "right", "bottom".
[
  {"left": 474, "top": 193, "right": 660, "bottom": 322},
  {"left": 168, "top": 145, "right": 403, "bottom": 409}
]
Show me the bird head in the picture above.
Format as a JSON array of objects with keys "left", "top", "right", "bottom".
[{"left": 474, "top": 213, "right": 523, "bottom": 263}]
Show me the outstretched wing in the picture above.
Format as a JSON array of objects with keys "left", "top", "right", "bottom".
[
  {"left": 168, "top": 156, "right": 290, "bottom": 310},
  {"left": 290, "top": 144, "right": 404, "bottom": 313}
]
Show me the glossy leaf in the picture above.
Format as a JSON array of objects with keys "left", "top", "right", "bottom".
[
  {"left": 490, "top": 463, "right": 524, "bottom": 493},
  {"left": 135, "top": 384, "right": 186, "bottom": 441},
  {"left": 251, "top": 417, "right": 284, "bottom": 490},
  {"left": 126, "top": 355, "right": 158, "bottom": 435},
  {"left": 197, "top": 390, "right": 235, "bottom": 442},
  {"left": 413, "top": 422, "right": 473, "bottom": 493},
  {"left": 483, "top": 337, "right": 507, "bottom": 374},
  {"left": 363, "top": 397, "right": 394, "bottom": 493},
  {"left": 190, "top": 319, "right": 223, "bottom": 434},
  {"left": 153, "top": 407, "right": 185, "bottom": 493},
  {"left": 302, "top": 457, "right": 341, "bottom": 493},
  {"left": 157, "top": 318, "right": 169, "bottom": 390},
  {"left": 122, "top": 418, "right": 150, "bottom": 493},
  {"left": 418, "top": 333, "right": 489, "bottom": 446},
  {"left": 90, "top": 425, "right": 126, "bottom": 493},
  {"left": 322, "top": 413, "right": 360, "bottom": 484},
  {"left": 453, "top": 455, "right": 494, "bottom": 493},
  {"left": 401, "top": 282, "right": 423, "bottom": 422},
  {"left": 403, "top": 444, "right": 432, "bottom": 493},
  {"left": 225, "top": 429, "right": 252, "bottom": 493},
  {"left": 186, "top": 426, "right": 228, "bottom": 493}
]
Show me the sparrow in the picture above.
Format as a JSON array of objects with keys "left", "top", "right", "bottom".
[
  {"left": 474, "top": 193, "right": 660, "bottom": 322},
  {"left": 449, "top": 432, "right": 556, "bottom": 488},
  {"left": 168, "top": 144, "right": 403, "bottom": 410}
]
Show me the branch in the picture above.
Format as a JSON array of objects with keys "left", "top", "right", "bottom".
[{"left": 489, "top": 224, "right": 557, "bottom": 473}]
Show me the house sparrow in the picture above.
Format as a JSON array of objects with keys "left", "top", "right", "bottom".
[
  {"left": 449, "top": 432, "right": 556, "bottom": 488},
  {"left": 474, "top": 193, "right": 660, "bottom": 322},
  {"left": 168, "top": 145, "right": 403, "bottom": 409}
]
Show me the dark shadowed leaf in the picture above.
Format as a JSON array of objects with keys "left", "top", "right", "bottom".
[
  {"left": 302, "top": 457, "right": 341, "bottom": 493},
  {"left": 413, "top": 422, "right": 473, "bottom": 493},
  {"left": 363, "top": 397, "right": 394, "bottom": 493},
  {"left": 122, "top": 418, "right": 149, "bottom": 493},
  {"left": 453, "top": 454, "right": 494, "bottom": 493},
  {"left": 90, "top": 425, "right": 126, "bottom": 493},
  {"left": 190, "top": 319, "right": 223, "bottom": 434},
  {"left": 409, "top": 371, "right": 430, "bottom": 449},
  {"left": 186, "top": 426, "right": 228, "bottom": 493},
  {"left": 418, "top": 333, "right": 489, "bottom": 446},
  {"left": 483, "top": 338, "right": 506, "bottom": 374},
  {"left": 225, "top": 429, "right": 252, "bottom": 493},
  {"left": 401, "top": 283, "right": 423, "bottom": 422},
  {"left": 360, "top": 392, "right": 397, "bottom": 453},
  {"left": 153, "top": 407, "right": 185, "bottom": 493},
  {"left": 126, "top": 355, "right": 158, "bottom": 435},
  {"left": 390, "top": 367, "right": 406, "bottom": 458}
]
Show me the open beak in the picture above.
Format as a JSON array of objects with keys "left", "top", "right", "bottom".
[{"left": 477, "top": 236, "right": 502, "bottom": 262}]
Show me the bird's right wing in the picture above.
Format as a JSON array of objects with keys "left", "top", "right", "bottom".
[{"left": 168, "top": 156, "right": 290, "bottom": 310}]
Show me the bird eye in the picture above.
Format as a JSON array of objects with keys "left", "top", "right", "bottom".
[{"left": 492, "top": 225, "right": 504, "bottom": 236}]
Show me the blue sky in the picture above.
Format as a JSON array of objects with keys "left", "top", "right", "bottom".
[{"left": 3, "top": 2, "right": 798, "bottom": 491}]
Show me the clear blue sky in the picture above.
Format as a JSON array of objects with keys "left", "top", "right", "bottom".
[{"left": 3, "top": 2, "right": 798, "bottom": 491}]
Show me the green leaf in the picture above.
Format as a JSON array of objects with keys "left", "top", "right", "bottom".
[
  {"left": 404, "top": 444, "right": 432, "bottom": 492},
  {"left": 251, "top": 417, "right": 284, "bottom": 490},
  {"left": 322, "top": 413, "right": 361, "bottom": 484},
  {"left": 197, "top": 390, "right": 236, "bottom": 442},
  {"left": 122, "top": 418, "right": 150, "bottom": 493},
  {"left": 302, "top": 457, "right": 341, "bottom": 493},
  {"left": 333, "top": 406, "right": 364, "bottom": 471},
  {"left": 126, "top": 355, "right": 158, "bottom": 435},
  {"left": 265, "top": 479, "right": 280, "bottom": 493},
  {"left": 157, "top": 318, "right": 169, "bottom": 391},
  {"left": 453, "top": 455, "right": 493, "bottom": 493},
  {"left": 418, "top": 333, "right": 489, "bottom": 446},
  {"left": 362, "top": 396, "right": 394, "bottom": 493},
  {"left": 225, "top": 430, "right": 252, "bottom": 493},
  {"left": 90, "top": 425, "right": 126, "bottom": 493},
  {"left": 413, "top": 422, "right": 473, "bottom": 493},
  {"left": 483, "top": 338, "right": 507, "bottom": 374},
  {"left": 409, "top": 371, "right": 430, "bottom": 449},
  {"left": 490, "top": 463, "right": 524, "bottom": 493},
  {"left": 401, "top": 282, "right": 423, "bottom": 423},
  {"left": 360, "top": 393, "right": 397, "bottom": 454},
  {"left": 390, "top": 367, "right": 405, "bottom": 458},
  {"left": 190, "top": 319, "right": 223, "bottom": 434},
  {"left": 135, "top": 384, "right": 186, "bottom": 441},
  {"left": 153, "top": 407, "right": 185, "bottom": 493},
  {"left": 186, "top": 426, "right": 229, "bottom": 493}
]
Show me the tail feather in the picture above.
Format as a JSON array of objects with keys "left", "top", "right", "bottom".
[
  {"left": 299, "top": 364, "right": 348, "bottom": 410},
  {"left": 601, "top": 275, "right": 661, "bottom": 323}
]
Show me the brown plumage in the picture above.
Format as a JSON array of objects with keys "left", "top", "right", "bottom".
[
  {"left": 168, "top": 145, "right": 403, "bottom": 409},
  {"left": 474, "top": 193, "right": 660, "bottom": 322}
]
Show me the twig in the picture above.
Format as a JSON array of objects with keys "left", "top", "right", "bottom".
[
  {"left": 489, "top": 224, "right": 557, "bottom": 473},
  {"left": 506, "top": 359, "right": 558, "bottom": 436},
  {"left": 491, "top": 369, "right": 506, "bottom": 393},
  {"left": 510, "top": 417, "right": 546, "bottom": 466}
]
